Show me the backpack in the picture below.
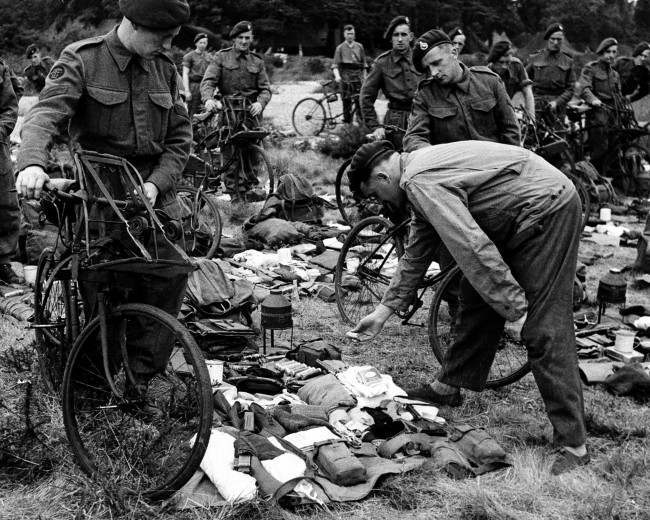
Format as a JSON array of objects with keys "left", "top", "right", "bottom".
[{"left": 273, "top": 174, "right": 328, "bottom": 224}]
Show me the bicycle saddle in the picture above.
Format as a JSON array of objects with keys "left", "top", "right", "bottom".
[{"left": 227, "top": 129, "right": 269, "bottom": 146}]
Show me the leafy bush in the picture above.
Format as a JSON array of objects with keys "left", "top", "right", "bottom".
[{"left": 305, "top": 57, "right": 326, "bottom": 75}]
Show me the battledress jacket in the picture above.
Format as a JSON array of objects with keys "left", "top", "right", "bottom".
[{"left": 16, "top": 27, "right": 191, "bottom": 198}]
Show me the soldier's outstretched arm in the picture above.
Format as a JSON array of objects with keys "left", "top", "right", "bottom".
[{"left": 360, "top": 59, "right": 382, "bottom": 130}]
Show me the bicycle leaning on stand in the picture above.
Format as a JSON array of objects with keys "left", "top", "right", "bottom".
[
  {"left": 32, "top": 150, "right": 213, "bottom": 500},
  {"left": 292, "top": 80, "right": 363, "bottom": 136}
]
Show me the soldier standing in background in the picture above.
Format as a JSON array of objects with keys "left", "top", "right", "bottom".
[
  {"left": 487, "top": 40, "right": 535, "bottom": 118},
  {"left": 332, "top": 24, "right": 367, "bottom": 124},
  {"left": 578, "top": 37, "right": 624, "bottom": 172},
  {"left": 0, "top": 57, "right": 19, "bottom": 284},
  {"left": 200, "top": 21, "right": 271, "bottom": 201},
  {"left": 360, "top": 16, "right": 421, "bottom": 149},
  {"left": 526, "top": 23, "right": 576, "bottom": 123},
  {"left": 182, "top": 32, "right": 210, "bottom": 116},
  {"left": 23, "top": 44, "right": 55, "bottom": 93},
  {"left": 614, "top": 42, "right": 650, "bottom": 103}
]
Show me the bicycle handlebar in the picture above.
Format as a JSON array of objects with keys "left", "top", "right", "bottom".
[{"left": 43, "top": 181, "right": 145, "bottom": 211}]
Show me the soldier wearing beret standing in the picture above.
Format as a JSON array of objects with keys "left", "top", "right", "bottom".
[
  {"left": 182, "top": 32, "right": 210, "bottom": 116},
  {"left": 15, "top": 0, "right": 193, "bottom": 388},
  {"left": 23, "top": 44, "right": 55, "bottom": 93},
  {"left": 526, "top": 23, "right": 576, "bottom": 123},
  {"left": 360, "top": 16, "right": 421, "bottom": 149},
  {"left": 614, "top": 42, "right": 650, "bottom": 103},
  {"left": 578, "top": 37, "right": 624, "bottom": 173},
  {"left": 200, "top": 21, "right": 271, "bottom": 201},
  {"left": 403, "top": 29, "right": 520, "bottom": 153},
  {"left": 487, "top": 40, "right": 535, "bottom": 117}
]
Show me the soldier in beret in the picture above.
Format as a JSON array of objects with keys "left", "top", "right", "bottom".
[
  {"left": 23, "top": 44, "right": 55, "bottom": 93},
  {"left": 200, "top": 21, "right": 271, "bottom": 201},
  {"left": 578, "top": 37, "right": 624, "bottom": 172},
  {"left": 15, "top": 0, "right": 193, "bottom": 387},
  {"left": 403, "top": 29, "right": 520, "bottom": 152},
  {"left": 614, "top": 41, "right": 650, "bottom": 103},
  {"left": 346, "top": 139, "right": 589, "bottom": 475},
  {"left": 487, "top": 40, "right": 535, "bottom": 117},
  {"left": 525, "top": 23, "right": 576, "bottom": 123},
  {"left": 182, "top": 32, "right": 210, "bottom": 116},
  {"left": 360, "top": 16, "right": 421, "bottom": 149}
]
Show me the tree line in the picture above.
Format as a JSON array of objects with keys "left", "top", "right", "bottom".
[{"left": 1, "top": 0, "right": 649, "bottom": 57}]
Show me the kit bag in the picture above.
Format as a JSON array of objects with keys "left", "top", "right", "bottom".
[{"left": 288, "top": 338, "right": 342, "bottom": 368}]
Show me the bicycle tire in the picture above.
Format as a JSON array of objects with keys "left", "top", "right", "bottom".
[
  {"left": 62, "top": 303, "right": 213, "bottom": 501},
  {"left": 428, "top": 266, "right": 530, "bottom": 389},
  {"left": 335, "top": 159, "right": 353, "bottom": 224},
  {"left": 335, "top": 216, "right": 404, "bottom": 325},
  {"left": 176, "top": 186, "right": 222, "bottom": 259},
  {"left": 292, "top": 97, "right": 327, "bottom": 136}
]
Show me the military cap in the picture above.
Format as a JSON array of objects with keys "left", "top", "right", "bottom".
[
  {"left": 412, "top": 29, "right": 453, "bottom": 73},
  {"left": 383, "top": 16, "right": 411, "bottom": 41},
  {"left": 194, "top": 32, "right": 208, "bottom": 44},
  {"left": 230, "top": 20, "right": 253, "bottom": 39},
  {"left": 633, "top": 41, "right": 650, "bottom": 57},
  {"left": 543, "top": 22, "right": 564, "bottom": 40},
  {"left": 487, "top": 40, "right": 511, "bottom": 63},
  {"left": 596, "top": 37, "right": 618, "bottom": 55},
  {"left": 25, "top": 44, "right": 39, "bottom": 58},
  {"left": 448, "top": 27, "right": 464, "bottom": 41},
  {"left": 119, "top": 0, "right": 190, "bottom": 30},
  {"left": 348, "top": 141, "right": 395, "bottom": 195}
]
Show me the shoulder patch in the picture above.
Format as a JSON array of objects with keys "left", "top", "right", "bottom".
[{"left": 48, "top": 66, "right": 64, "bottom": 80}]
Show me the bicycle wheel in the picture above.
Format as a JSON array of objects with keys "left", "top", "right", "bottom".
[
  {"left": 292, "top": 97, "right": 327, "bottom": 136},
  {"left": 62, "top": 303, "right": 213, "bottom": 501},
  {"left": 176, "top": 186, "right": 222, "bottom": 259},
  {"left": 335, "top": 216, "right": 404, "bottom": 325},
  {"left": 335, "top": 159, "right": 354, "bottom": 225},
  {"left": 239, "top": 143, "right": 275, "bottom": 195},
  {"left": 428, "top": 266, "right": 530, "bottom": 388},
  {"left": 34, "top": 250, "right": 78, "bottom": 394}
]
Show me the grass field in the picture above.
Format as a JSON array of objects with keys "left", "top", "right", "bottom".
[{"left": 2, "top": 89, "right": 650, "bottom": 519}]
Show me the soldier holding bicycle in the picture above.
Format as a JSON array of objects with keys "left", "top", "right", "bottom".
[
  {"left": 578, "top": 37, "right": 625, "bottom": 172},
  {"left": 15, "top": 0, "right": 192, "bottom": 388},
  {"left": 200, "top": 21, "right": 271, "bottom": 201},
  {"left": 360, "top": 16, "right": 421, "bottom": 149}
]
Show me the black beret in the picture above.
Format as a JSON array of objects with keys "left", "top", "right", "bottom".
[
  {"left": 488, "top": 40, "right": 511, "bottom": 63},
  {"left": 633, "top": 41, "right": 650, "bottom": 57},
  {"left": 348, "top": 141, "right": 395, "bottom": 195},
  {"left": 383, "top": 16, "right": 411, "bottom": 41},
  {"left": 25, "top": 44, "right": 39, "bottom": 58},
  {"left": 596, "top": 37, "right": 618, "bottom": 55},
  {"left": 230, "top": 20, "right": 253, "bottom": 39},
  {"left": 412, "top": 29, "right": 453, "bottom": 73},
  {"left": 448, "top": 27, "right": 464, "bottom": 41},
  {"left": 119, "top": 0, "right": 190, "bottom": 30},
  {"left": 194, "top": 32, "right": 208, "bottom": 44},
  {"left": 543, "top": 22, "right": 564, "bottom": 40}
]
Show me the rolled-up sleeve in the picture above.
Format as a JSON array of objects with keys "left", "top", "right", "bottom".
[{"left": 399, "top": 174, "right": 527, "bottom": 321}]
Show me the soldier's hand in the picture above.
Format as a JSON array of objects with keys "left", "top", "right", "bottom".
[
  {"left": 346, "top": 304, "right": 393, "bottom": 342},
  {"left": 369, "top": 127, "right": 386, "bottom": 141},
  {"left": 185, "top": 92, "right": 192, "bottom": 101},
  {"left": 548, "top": 101, "right": 557, "bottom": 112},
  {"left": 142, "top": 182, "right": 159, "bottom": 207},
  {"left": 249, "top": 102, "right": 263, "bottom": 117},
  {"left": 205, "top": 99, "right": 222, "bottom": 112},
  {"left": 504, "top": 312, "right": 527, "bottom": 342},
  {"left": 16, "top": 166, "right": 50, "bottom": 200},
  {"left": 591, "top": 98, "right": 603, "bottom": 108}
]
